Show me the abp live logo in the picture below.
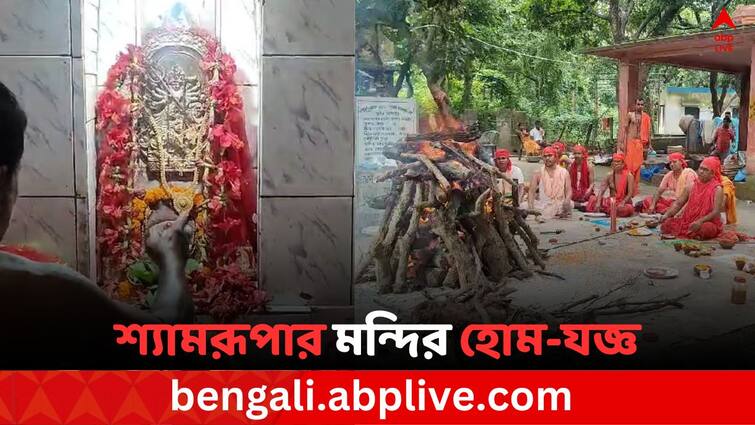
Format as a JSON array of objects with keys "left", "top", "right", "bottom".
[{"left": 712, "top": 8, "right": 736, "bottom": 53}]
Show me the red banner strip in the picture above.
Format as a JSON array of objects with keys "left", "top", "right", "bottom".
[{"left": 0, "top": 371, "right": 753, "bottom": 424}]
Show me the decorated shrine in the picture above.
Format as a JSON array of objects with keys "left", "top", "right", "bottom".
[{"left": 95, "top": 25, "right": 263, "bottom": 320}]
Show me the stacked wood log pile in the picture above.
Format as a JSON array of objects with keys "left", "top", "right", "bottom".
[{"left": 358, "top": 126, "right": 547, "bottom": 295}]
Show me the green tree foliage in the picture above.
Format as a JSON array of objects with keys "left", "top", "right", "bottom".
[{"left": 356, "top": 0, "right": 747, "bottom": 146}]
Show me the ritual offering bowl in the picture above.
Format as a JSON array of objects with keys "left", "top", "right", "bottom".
[
  {"left": 645, "top": 220, "right": 659, "bottom": 229},
  {"left": 736, "top": 257, "right": 747, "bottom": 271},
  {"left": 694, "top": 264, "right": 712, "bottom": 279},
  {"left": 719, "top": 239, "right": 736, "bottom": 249}
]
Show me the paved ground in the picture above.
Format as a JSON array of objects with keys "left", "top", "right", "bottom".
[{"left": 356, "top": 158, "right": 755, "bottom": 358}]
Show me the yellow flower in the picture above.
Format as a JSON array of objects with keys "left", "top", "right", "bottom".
[
  {"left": 117, "top": 281, "right": 136, "bottom": 300},
  {"left": 144, "top": 187, "right": 169, "bottom": 205},
  {"left": 131, "top": 198, "right": 147, "bottom": 221}
]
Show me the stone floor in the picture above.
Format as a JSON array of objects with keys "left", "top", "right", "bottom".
[{"left": 355, "top": 158, "right": 755, "bottom": 358}]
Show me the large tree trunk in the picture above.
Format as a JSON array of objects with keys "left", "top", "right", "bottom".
[
  {"left": 709, "top": 72, "right": 731, "bottom": 117},
  {"left": 461, "top": 63, "right": 474, "bottom": 112},
  {"left": 428, "top": 79, "right": 458, "bottom": 129}
]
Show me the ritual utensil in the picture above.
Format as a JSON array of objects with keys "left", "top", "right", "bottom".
[
  {"left": 694, "top": 264, "right": 712, "bottom": 279},
  {"left": 643, "top": 267, "right": 679, "bottom": 279},
  {"left": 628, "top": 228, "right": 653, "bottom": 237},
  {"left": 736, "top": 257, "right": 747, "bottom": 271},
  {"left": 731, "top": 277, "right": 748, "bottom": 304},
  {"left": 719, "top": 239, "right": 736, "bottom": 249}
]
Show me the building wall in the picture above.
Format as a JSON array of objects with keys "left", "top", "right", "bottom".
[
  {"left": 659, "top": 89, "right": 740, "bottom": 135},
  {"left": 259, "top": 0, "right": 356, "bottom": 307},
  {"left": 0, "top": 0, "right": 87, "bottom": 273}
]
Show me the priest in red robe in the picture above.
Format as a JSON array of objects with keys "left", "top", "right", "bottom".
[
  {"left": 638, "top": 152, "right": 696, "bottom": 214},
  {"left": 584, "top": 153, "right": 635, "bottom": 217},
  {"left": 569, "top": 145, "right": 593, "bottom": 203},
  {"left": 660, "top": 157, "right": 724, "bottom": 240}
]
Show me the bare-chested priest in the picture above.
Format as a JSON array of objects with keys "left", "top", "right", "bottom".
[
  {"left": 581, "top": 153, "right": 635, "bottom": 217},
  {"left": 528, "top": 147, "right": 572, "bottom": 219},
  {"left": 622, "top": 98, "right": 652, "bottom": 196}
]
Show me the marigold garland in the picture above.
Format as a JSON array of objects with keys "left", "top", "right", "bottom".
[{"left": 95, "top": 28, "right": 264, "bottom": 321}]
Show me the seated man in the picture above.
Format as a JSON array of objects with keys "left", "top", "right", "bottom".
[
  {"left": 518, "top": 122, "right": 541, "bottom": 157},
  {"left": 582, "top": 153, "right": 635, "bottom": 217},
  {"left": 494, "top": 148, "right": 525, "bottom": 203},
  {"left": 639, "top": 152, "right": 696, "bottom": 214},
  {"left": 528, "top": 147, "right": 572, "bottom": 219},
  {"left": 660, "top": 157, "right": 724, "bottom": 240},
  {"left": 550, "top": 141, "right": 569, "bottom": 168},
  {"left": 569, "top": 145, "right": 594, "bottom": 203},
  {"left": 0, "top": 81, "right": 193, "bottom": 364}
]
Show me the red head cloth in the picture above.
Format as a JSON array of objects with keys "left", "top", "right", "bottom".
[
  {"left": 552, "top": 141, "right": 566, "bottom": 156},
  {"left": 701, "top": 156, "right": 722, "bottom": 182},
  {"left": 543, "top": 146, "right": 557, "bottom": 157},
  {"left": 668, "top": 152, "right": 687, "bottom": 168},
  {"left": 494, "top": 149, "right": 512, "bottom": 172},
  {"left": 572, "top": 145, "right": 588, "bottom": 155},
  {"left": 569, "top": 145, "right": 590, "bottom": 194},
  {"left": 612, "top": 152, "right": 626, "bottom": 163}
]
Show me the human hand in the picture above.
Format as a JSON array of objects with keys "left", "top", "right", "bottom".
[
  {"left": 146, "top": 206, "right": 192, "bottom": 266},
  {"left": 649, "top": 204, "right": 656, "bottom": 214},
  {"left": 689, "top": 220, "right": 703, "bottom": 233}
]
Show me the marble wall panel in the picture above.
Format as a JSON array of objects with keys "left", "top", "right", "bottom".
[
  {"left": 263, "top": 0, "right": 355, "bottom": 56},
  {"left": 71, "top": 0, "right": 83, "bottom": 57},
  {"left": 221, "top": 0, "right": 259, "bottom": 85},
  {"left": 261, "top": 56, "right": 354, "bottom": 197},
  {"left": 4, "top": 198, "right": 78, "bottom": 268},
  {"left": 259, "top": 197, "right": 352, "bottom": 306},
  {"left": 0, "top": 0, "right": 72, "bottom": 55},
  {"left": 0, "top": 57, "right": 75, "bottom": 197},
  {"left": 97, "top": 0, "right": 136, "bottom": 85}
]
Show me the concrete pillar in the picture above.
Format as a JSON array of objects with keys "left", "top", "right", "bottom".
[
  {"left": 617, "top": 61, "right": 640, "bottom": 152},
  {"left": 740, "top": 72, "right": 749, "bottom": 154},
  {"left": 259, "top": 0, "right": 356, "bottom": 308}
]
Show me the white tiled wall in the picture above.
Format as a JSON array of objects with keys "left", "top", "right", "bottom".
[
  {"left": 259, "top": 0, "right": 356, "bottom": 307},
  {"left": 0, "top": 0, "right": 85, "bottom": 274}
]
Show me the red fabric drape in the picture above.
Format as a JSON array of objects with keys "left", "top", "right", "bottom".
[{"left": 660, "top": 179, "right": 723, "bottom": 240}]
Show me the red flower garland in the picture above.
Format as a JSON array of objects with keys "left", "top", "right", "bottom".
[{"left": 95, "top": 29, "right": 263, "bottom": 320}]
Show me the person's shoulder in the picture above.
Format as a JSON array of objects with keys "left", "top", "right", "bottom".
[{"left": 0, "top": 252, "right": 94, "bottom": 287}]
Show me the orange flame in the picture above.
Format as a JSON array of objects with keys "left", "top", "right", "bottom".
[
  {"left": 457, "top": 142, "right": 478, "bottom": 157},
  {"left": 418, "top": 142, "right": 446, "bottom": 161},
  {"left": 484, "top": 196, "right": 493, "bottom": 215},
  {"left": 419, "top": 207, "right": 435, "bottom": 225},
  {"left": 419, "top": 113, "right": 465, "bottom": 134},
  {"left": 407, "top": 255, "right": 417, "bottom": 278}
]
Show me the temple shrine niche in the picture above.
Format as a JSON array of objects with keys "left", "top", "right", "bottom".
[{"left": 93, "top": 8, "right": 262, "bottom": 320}]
